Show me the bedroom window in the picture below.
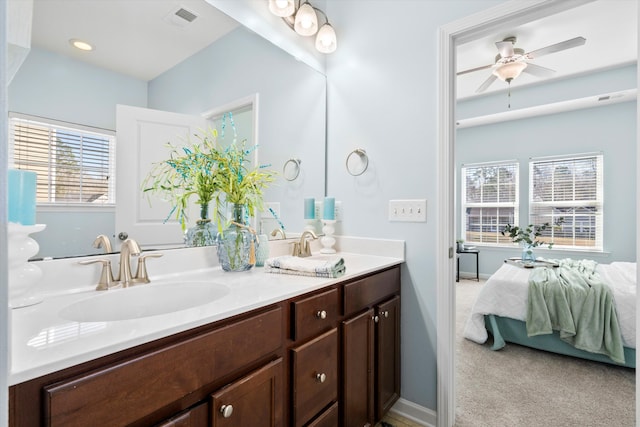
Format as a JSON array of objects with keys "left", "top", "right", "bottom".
[
  {"left": 529, "top": 153, "right": 603, "bottom": 251},
  {"left": 9, "top": 114, "right": 116, "bottom": 206},
  {"left": 461, "top": 161, "right": 519, "bottom": 245}
]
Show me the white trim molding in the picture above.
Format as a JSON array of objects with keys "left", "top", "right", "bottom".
[
  {"left": 390, "top": 398, "right": 437, "bottom": 427},
  {"left": 436, "top": 1, "right": 599, "bottom": 426}
]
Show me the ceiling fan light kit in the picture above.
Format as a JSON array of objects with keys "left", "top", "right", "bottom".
[
  {"left": 268, "top": 0, "right": 337, "bottom": 54},
  {"left": 458, "top": 35, "right": 587, "bottom": 103},
  {"left": 493, "top": 61, "right": 527, "bottom": 82}
]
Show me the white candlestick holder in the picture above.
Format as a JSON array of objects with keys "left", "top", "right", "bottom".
[
  {"left": 8, "top": 223, "right": 46, "bottom": 308},
  {"left": 320, "top": 220, "right": 337, "bottom": 254}
]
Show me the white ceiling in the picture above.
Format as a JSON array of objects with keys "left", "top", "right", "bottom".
[
  {"left": 456, "top": 0, "right": 638, "bottom": 98},
  {"left": 457, "top": 0, "right": 637, "bottom": 99},
  {"left": 30, "top": 0, "right": 638, "bottom": 92},
  {"left": 31, "top": 0, "right": 240, "bottom": 81}
]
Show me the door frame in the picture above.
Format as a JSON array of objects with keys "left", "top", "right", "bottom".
[{"left": 435, "top": 1, "right": 638, "bottom": 426}]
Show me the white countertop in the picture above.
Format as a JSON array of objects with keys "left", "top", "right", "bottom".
[{"left": 10, "top": 248, "right": 403, "bottom": 386}]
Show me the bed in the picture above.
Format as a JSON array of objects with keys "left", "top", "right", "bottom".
[{"left": 464, "top": 259, "right": 636, "bottom": 368}]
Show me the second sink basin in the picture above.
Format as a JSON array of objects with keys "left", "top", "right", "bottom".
[{"left": 59, "top": 282, "right": 230, "bottom": 322}]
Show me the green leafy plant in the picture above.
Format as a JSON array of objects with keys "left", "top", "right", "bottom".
[
  {"left": 501, "top": 219, "right": 563, "bottom": 249},
  {"left": 142, "top": 127, "right": 275, "bottom": 233}
]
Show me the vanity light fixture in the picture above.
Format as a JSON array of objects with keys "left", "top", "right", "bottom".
[
  {"left": 294, "top": 2, "right": 318, "bottom": 36},
  {"left": 268, "top": 0, "right": 337, "bottom": 54},
  {"left": 69, "top": 38, "right": 93, "bottom": 51},
  {"left": 268, "top": 0, "right": 295, "bottom": 18}
]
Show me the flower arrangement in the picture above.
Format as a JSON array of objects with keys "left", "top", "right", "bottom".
[
  {"left": 141, "top": 127, "right": 275, "bottom": 234},
  {"left": 501, "top": 219, "right": 563, "bottom": 249}
]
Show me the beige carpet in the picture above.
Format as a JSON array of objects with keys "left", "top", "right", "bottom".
[{"left": 455, "top": 279, "right": 635, "bottom": 427}]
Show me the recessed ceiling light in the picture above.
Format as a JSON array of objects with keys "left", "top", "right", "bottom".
[{"left": 69, "top": 38, "right": 93, "bottom": 51}]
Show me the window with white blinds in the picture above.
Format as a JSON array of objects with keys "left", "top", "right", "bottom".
[
  {"left": 461, "top": 161, "right": 519, "bottom": 245},
  {"left": 9, "top": 114, "right": 116, "bottom": 206},
  {"left": 529, "top": 154, "right": 603, "bottom": 251}
]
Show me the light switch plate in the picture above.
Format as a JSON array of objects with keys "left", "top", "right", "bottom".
[{"left": 388, "top": 199, "right": 427, "bottom": 222}]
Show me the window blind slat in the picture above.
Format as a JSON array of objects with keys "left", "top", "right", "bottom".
[
  {"left": 530, "top": 154, "right": 602, "bottom": 250},
  {"left": 9, "top": 116, "right": 116, "bottom": 205}
]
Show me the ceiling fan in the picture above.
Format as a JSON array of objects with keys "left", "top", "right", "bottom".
[{"left": 458, "top": 36, "right": 587, "bottom": 94}]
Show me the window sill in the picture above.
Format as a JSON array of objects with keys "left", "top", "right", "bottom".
[{"left": 37, "top": 204, "right": 115, "bottom": 213}]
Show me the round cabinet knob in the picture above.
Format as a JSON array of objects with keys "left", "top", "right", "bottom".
[
  {"left": 316, "top": 372, "right": 327, "bottom": 383},
  {"left": 381, "top": 310, "right": 389, "bottom": 318},
  {"left": 316, "top": 310, "right": 327, "bottom": 320},
  {"left": 220, "top": 404, "right": 234, "bottom": 418},
  {"left": 373, "top": 315, "right": 379, "bottom": 323},
  {"left": 117, "top": 232, "right": 128, "bottom": 241}
]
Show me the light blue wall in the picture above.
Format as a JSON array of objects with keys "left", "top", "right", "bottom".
[
  {"left": 456, "top": 66, "right": 637, "bottom": 277},
  {"left": 148, "top": 26, "right": 326, "bottom": 234},
  {"left": 9, "top": 47, "right": 147, "bottom": 130},
  {"left": 325, "top": 0, "right": 505, "bottom": 412}
]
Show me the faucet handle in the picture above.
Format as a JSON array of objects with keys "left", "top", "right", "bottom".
[
  {"left": 134, "top": 253, "right": 164, "bottom": 284},
  {"left": 78, "top": 258, "right": 118, "bottom": 291}
]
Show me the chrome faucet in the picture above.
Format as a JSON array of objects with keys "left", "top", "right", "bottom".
[
  {"left": 292, "top": 230, "right": 317, "bottom": 257},
  {"left": 118, "top": 239, "right": 141, "bottom": 287},
  {"left": 93, "top": 234, "right": 113, "bottom": 254},
  {"left": 271, "top": 228, "right": 287, "bottom": 240}
]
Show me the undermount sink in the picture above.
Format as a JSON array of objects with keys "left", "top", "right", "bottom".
[{"left": 59, "top": 282, "right": 230, "bottom": 322}]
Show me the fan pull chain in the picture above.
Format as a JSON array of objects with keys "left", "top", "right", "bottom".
[{"left": 507, "top": 81, "right": 512, "bottom": 109}]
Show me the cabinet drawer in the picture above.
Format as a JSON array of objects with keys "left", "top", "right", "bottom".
[
  {"left": 155, "top": 402, "right": 208, "bottom": 427},
  {"left": 343, "top": 267, "right": 400, "bottom": 316},
  {"left": 291, "top": 328, "right": 338, "bottom": 427},
  {"left": 306, "top": 402, "right": 338, "bottom": 427},
  {"left": 211, "top": 358, "right": 283, "bottom": 427},
  {"left": 291, "top": 288, "right": 338, "bottom": 342},
  {"left": 44, "top": 307, "right": 283, "bottom": 427}
]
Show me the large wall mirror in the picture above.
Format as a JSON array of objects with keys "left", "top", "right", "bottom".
[{"left": 8, "top": 0, "right": 327, "bottom": 259}]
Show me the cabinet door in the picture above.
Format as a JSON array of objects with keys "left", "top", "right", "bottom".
[
  {"left": 376, "top": 296, "right": 400, "bottom": 420},
  {"left": 211, "top": 358, "right": 283, "bottom": 427},
  {"left": 342, "top": 308, "right": 374, "bottom": 427},
  {"left": 156, "top": 402, "right": 208, "bottom": 427}
]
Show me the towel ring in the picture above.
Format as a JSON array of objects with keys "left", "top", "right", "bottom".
[
  {"left": 346, "top": 149, "right": 369, "bottom": 176},
  {"left": 283, "top": 158, "right": 302, "bottom": 181}
]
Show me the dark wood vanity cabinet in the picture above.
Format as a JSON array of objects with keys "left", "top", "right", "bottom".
[{"left": 9, "top": 265, "right": 400, "bottom": 427}]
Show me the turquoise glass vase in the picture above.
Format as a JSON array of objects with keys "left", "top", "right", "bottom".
[
  {"left": 216, "top": 204, "right": 256, "bottom": 272},
  {"left": 184, "top": 204, "right": 216, "bottom": 247}
]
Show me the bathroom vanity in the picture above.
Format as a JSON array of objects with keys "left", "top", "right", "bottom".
[{"left": 8, "top": 249, "right": 402, "bottom": 427}]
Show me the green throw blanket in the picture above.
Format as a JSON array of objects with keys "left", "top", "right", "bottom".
[{"left": 526, "top": 259, "right": 625, "bottom": 364}]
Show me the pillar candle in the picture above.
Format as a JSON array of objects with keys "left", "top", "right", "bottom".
[
  {"left": 323, "top": 197, "right": 335, "bottom": 220},
  {"left": 304, "top": 198, "right": 315, "bottom": 219},
  {"left": 8, "top": 169, "right": 37, "bottom": 225}
]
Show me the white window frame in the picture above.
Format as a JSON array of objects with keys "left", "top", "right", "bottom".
[
  {"left": 461, "top": 160, "right": 519, "bottom": 245},
  {"left": 529, "top": 153, "right": 603, "bottom": 251},
  {"left": 9, "top": 113, "right": 116, "bottom": 208}
]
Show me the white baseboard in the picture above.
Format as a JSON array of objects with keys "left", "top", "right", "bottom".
[{"left": 389, "top": 398, "right": 437, "bottom": 427}]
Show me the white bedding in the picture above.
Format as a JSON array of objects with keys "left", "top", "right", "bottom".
[{"left": 464, "top": 260, "right": 637, "bottom": 349}]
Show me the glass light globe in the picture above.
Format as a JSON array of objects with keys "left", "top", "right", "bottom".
[{"left": 294, "top": 3, "right": 318, "bottom": 36}]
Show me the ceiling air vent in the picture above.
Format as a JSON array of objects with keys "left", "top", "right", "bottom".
[
  {"left": 164, "top": 6, "right": 198, "bottom": 28},
  {"left": 175, "top": 8, "right": 198, "bottom": 23}
]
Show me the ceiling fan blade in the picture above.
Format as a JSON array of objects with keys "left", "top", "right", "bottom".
[
  {"left": 476, "top": 74, "right": 498, "bottom": 93},
  {"left": 457, "top": 63, "right": 494, "bottom": 76},
  {"left": 525, "top": 36, "right": 586, "bottom": 59},
  {"left": 495, "top": 40, "right": 515, "bottom": 58},
  {"left": 522, "top": 62, "right": 556, "bottom": 77}
]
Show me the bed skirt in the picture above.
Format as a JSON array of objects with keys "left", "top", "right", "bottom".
[{"left": 484, "top": 314, "right": 636, "bottom": 369}]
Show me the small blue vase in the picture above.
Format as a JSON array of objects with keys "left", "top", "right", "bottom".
[{"left": 522, "top": 244, "right": 535, "bottom": 262}]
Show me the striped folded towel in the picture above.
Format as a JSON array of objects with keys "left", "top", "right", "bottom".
[{"left": 264, "top": 255, "right": 346, "bottom": 278}]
